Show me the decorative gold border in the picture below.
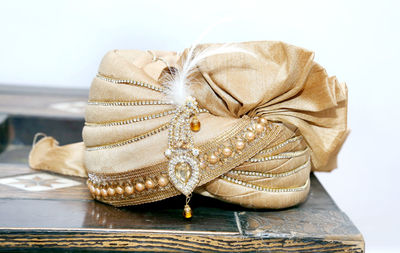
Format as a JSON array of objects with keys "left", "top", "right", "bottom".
[
  {"left": 96, "top": 73, "right": 166, "bottom": 93},
  {"left": 220, "top": 176, "right": 310, "bottom": 192},
  {"left": 228, "top": 158, "right": 310, "bottom": 178},
  {"left": 87, "top": 100, "right": 173, "bottom": 106},
  {"left": 86, "top": 124, "right": 169, "bottom": 151},
  {"left": 85, "top": 109, "right": 176, "bottom": 127},
  {"left": 87, "top": 118, "right": 286, "bottom": 207},
  {"left": 249, "top": 149, "right": 309, "bottom": 163},
  {"left": 257, "top": 135, "right": 303, "bottom": 155}
]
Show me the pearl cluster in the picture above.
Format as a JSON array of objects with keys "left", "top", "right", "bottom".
[
  {"left": 87, "top": 100, "right": 174, "bottom": 106},
  {"left": 198, "top": 117, "right": 269, "bottom": 170},
  {"left": 96, "top": 73, "right": 166, "bottom": 93},
  {"left": 87, "top": 174, "right": 170, "bottom": 199},
  {"left": 221, "top": 175, "right": 309, "bottom": 192},
  {"left": 227, "top": 159, "right": 310, "bottom": 178}
]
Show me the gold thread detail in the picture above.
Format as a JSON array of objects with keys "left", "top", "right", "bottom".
[
  {"left": 221, "top": 176, "right": 309, "bottom": 192},
  {"left": 85, "top": 121, "right": 299, "bottom": 207},
  {"left": 86, "top": 124, "right": 168, "bottom": 151},
  {"left": 85, "top": 109, "right": 208, "bottom": 127},
  {"left": 96, "top": 73, "right": 166, "bottom": 93},
  {"left": 87, "top": 100, "right": 173, "bottom": 106},
  {"left": 85, "top": 110, "right": 176, "bottom": 127},
  {"left": 257, "top": 135, "right": 303, "bottom": 155},
  {"left": 248, "top": 149, "right": 308, "bottom": 163},
  {"left": 228, "top": 158, "right": 310, "bottom": 178},
  {"left": 199, "top": 123, "right": 282, "bottom": 185}
]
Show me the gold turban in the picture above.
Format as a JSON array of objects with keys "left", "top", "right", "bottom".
[{"left": 29, "top": 41, "right": 348, "bottom": 210}]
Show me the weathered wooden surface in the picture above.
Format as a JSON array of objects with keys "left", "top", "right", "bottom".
[
  {"left": 0, "top": 84, "right": 87, "bottom": 119},
  {"left": 0, "top": 85, "right": 364, "bottom": 252}
]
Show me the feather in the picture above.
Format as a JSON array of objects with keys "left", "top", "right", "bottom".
[{"left": 163, "top": 43, "right": 256, "bottom": 105}]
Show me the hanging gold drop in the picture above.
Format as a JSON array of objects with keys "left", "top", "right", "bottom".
[
  {"left": 183, "top": 195, "right": 193, "bottom": 219},
  {"left": 190, "top": 116, "right": 201, "bottom": 132}
]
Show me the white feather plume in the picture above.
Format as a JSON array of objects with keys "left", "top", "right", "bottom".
[{"left": 163, "top": 43, "right": 256, "bottom": 105}]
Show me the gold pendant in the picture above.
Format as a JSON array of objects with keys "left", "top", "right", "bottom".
[
  {"left": 165, "top": 96, "right": 201, "bottom": 197},
  {"left": 190, "top": 116, "right": 201, "bottom": 132},
  {"left": 183, "top": 204, "right": 192, "bottom": 219}
]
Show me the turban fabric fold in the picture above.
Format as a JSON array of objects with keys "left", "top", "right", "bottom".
[{"left": 29, "top": 41, "right": 348, "bottom": 209}]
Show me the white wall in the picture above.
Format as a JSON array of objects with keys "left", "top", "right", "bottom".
[{"left": 1, "top": 0, "right": 399, "bottom": 251}]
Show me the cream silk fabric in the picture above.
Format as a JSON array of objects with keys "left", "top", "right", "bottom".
[{"left": 29, "top": 41, "right": 348, "bottom": 209}]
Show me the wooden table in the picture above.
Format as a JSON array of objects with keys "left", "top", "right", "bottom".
[{"left": 0, "top": 85, "right": 365, "bottom": 252}]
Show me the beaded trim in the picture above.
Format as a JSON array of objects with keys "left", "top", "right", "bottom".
[
  {"left": 85, "top": 110, "right": 176, "bottom": 127},
  {"left": 257, "top": 135, "right": 303, "bottom": 155},
  {"left": 220, "top": 176, "right": 309, "bottom": 192},
  {"left": 85, "top": 108, "right": 209, "bottom": 127},
  {"left": 248, "top": 149, "right": 308, "bottom": 163},
  {"left": 87, "top": 100, "right": 173, "bottom": 106},
  {"left": 86, "top": 118, "right": 288, "bottom": 206},
  {"left": 197, "top": 119, "right": 277, "bottom": 182},
  {"left": 87, "top": 163, "right": 178, "bottom": 206},
  {"left": 86, "top": 124, "right": 168, "bottom": 151},
  {"left": 96, "top": 73, "right": 166, "bottom": 93},
  {"left": 228, "top": 158, "right": 310, "bottom": 178}
]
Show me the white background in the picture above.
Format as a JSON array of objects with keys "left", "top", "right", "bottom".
[{"left": 1, "top": 0, "right": 399, "bottom": 251}]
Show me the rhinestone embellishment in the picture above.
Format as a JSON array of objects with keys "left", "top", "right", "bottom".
[{"left": 166, "top": 96, "right": 201, "bottom": 196}]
